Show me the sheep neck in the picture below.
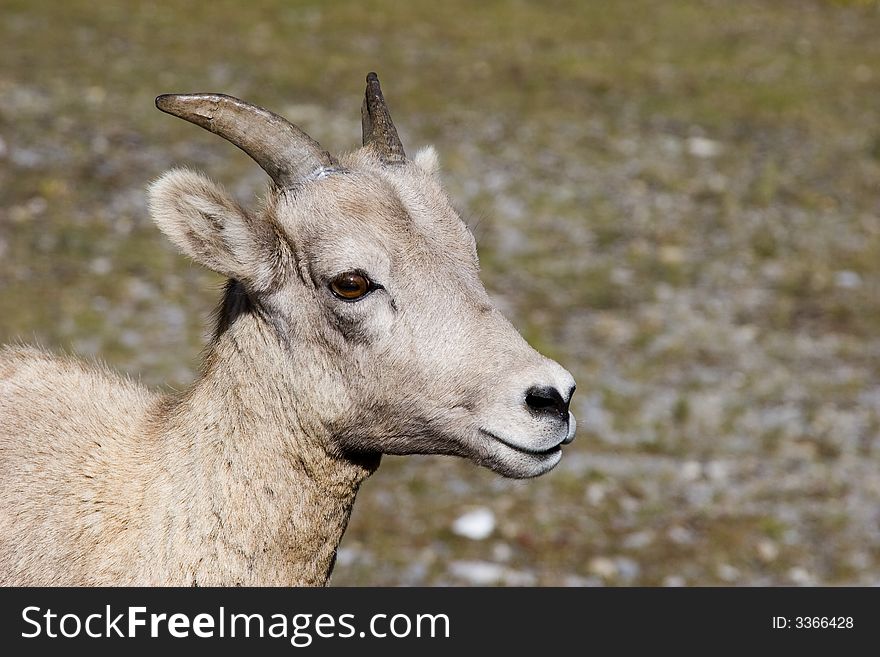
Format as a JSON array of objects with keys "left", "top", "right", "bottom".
[{"left": 155, "top": 289, "right": 377, "bottom": 585}]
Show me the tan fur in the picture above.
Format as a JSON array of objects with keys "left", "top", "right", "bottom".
[{"left": 0, "top": 108, "right": 575, "bottom": 586}]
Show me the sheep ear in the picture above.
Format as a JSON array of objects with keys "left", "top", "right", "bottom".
[
  {"left": 148, "top": 169, "right": 281, "bottom": 288},
  {"left": 413, "top": 145, "right": 440, "bottom": 179}
]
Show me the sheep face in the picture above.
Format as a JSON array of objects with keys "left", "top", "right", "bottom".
[{"left": 148, "top": 78, "right": 576, "bottom": 479}]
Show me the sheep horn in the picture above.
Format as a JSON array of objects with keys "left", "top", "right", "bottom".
[
  {"left": 155, "top": 93, "right": 337, "bottom": 188},
  {"left": 361, "top": 72, "right": 406, "bottom": 163}
]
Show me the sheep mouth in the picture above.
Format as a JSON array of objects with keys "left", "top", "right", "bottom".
[{"left": 479, "top": 429, "right": 564, "bottom": 458}]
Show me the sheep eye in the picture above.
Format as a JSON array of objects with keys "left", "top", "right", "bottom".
[{"left": 330, "top": 271, "right": 373, "bottom": 301}]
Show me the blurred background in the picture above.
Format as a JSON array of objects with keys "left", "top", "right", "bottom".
[{"left": 1, "top": 0, "right": 879, "bottom": 585}]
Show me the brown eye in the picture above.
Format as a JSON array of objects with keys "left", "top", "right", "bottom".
[{"left": 329, "top": 271, "right": 372, "bottom": 300}]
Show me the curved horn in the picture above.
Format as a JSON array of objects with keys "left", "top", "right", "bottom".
[
  {"left": 155, "top": 93, "right": 336, "bottom": 188},
  {"left": 361, "top": 72, "right": 406, "bottom": 163}
]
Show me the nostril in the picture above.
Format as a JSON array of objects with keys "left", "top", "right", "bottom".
[{"left": 525, "top": 385, "right": 568, "bottom": 418}]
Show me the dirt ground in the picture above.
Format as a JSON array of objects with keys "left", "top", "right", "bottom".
[{"left": 1, "top": 0, "right": 879, "bottom": 585}]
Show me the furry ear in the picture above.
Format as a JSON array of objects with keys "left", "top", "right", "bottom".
[
  {"left": 147, "top": 169, "right": 283, "bottom": 288},
  {"left": 413, "top": 145, "right": 440, "bottom": 179}
]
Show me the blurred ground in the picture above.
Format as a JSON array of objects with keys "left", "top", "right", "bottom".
[{"left": 1, "top": 0, "right": 879, "bottom": 585}]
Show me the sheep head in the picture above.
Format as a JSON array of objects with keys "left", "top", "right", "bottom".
[{"left": 148, "top": 73, "right": 576, "bottom": 479}]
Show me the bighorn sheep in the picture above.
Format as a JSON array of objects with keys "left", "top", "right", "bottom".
[{"left": 0, "top": 74, "right": 576, "bottom": 586}]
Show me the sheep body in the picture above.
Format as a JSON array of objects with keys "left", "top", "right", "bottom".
[{"left": 0, "top": 76, "right": 576, "bottom": 586}]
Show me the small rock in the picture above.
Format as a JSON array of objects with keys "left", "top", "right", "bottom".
[
  {"left": 687, "top": 136, "right": 722, "bottom": 158},
  {"left": 834, "top": 270, "right": 862, "bottom": 289},
  {"left": 10, "top": 147, "right": 42, "bottom": 168},
  {"left": 705, "top": 460, "right": 728, "bottom": 482},
  {"left": 492, "top": 542, "right": 513, "bottom": 562},
  {"left": 681, "top": 461, "right": 702, "bottom": 481},
  {"left": 659, "top": 245, "right": 685, "bottom": 265},
  {"left": 562, "top": 574, "right": 603, "bottom": 587},
  {"left": 451, "top": 507, "right": 496, "bottom": 540},
  {"left": 615, "top": 557, "right": 641, "bottom": 582},
  {"left": 667, "top": 525, "right": 696, "bottom": 545},
  {"left": 335, "top": 546, "right": 361, "bottom": 568},
  {"left": 402, "top": 561, "right": 428, "bottom": 584},
  {"left": 717, "top": 563, "right": 740, "bottom": 582},
  {"left": 90, "top": 257, "right": 113, "bottom": 276},
  {"left": 588, "top": 556, "right": 618, "bottom": 580},
  {"left": 757, "top": 539, "right": 779, "bottom": 563},
  {"left": 586, "top": 482, "right": 607, "bottom": 505},
  {"left": 848, "top": 551, "right": 870, "bottom": 570},
  {"left": 448, "top": 560, "right": 535, "bottom": 586},
  {"left": 448, "top": 560, "right": 504, "bottom": 585},
  {"left": 623, "top": 530, "right": 655, "bottom": 550},
  {"left": 706, "top": 173, "right": 728, "bottom": 192},
  {"left": 610, "top": 267, "right": 633, "bottom": 285},
  {"left": 788, "top": 567, "right": 814, "bottom": 586}
]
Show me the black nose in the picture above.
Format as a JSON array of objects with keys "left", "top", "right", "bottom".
[{"left": 525, "top": 385, "right": 571, "bottom": 419}]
